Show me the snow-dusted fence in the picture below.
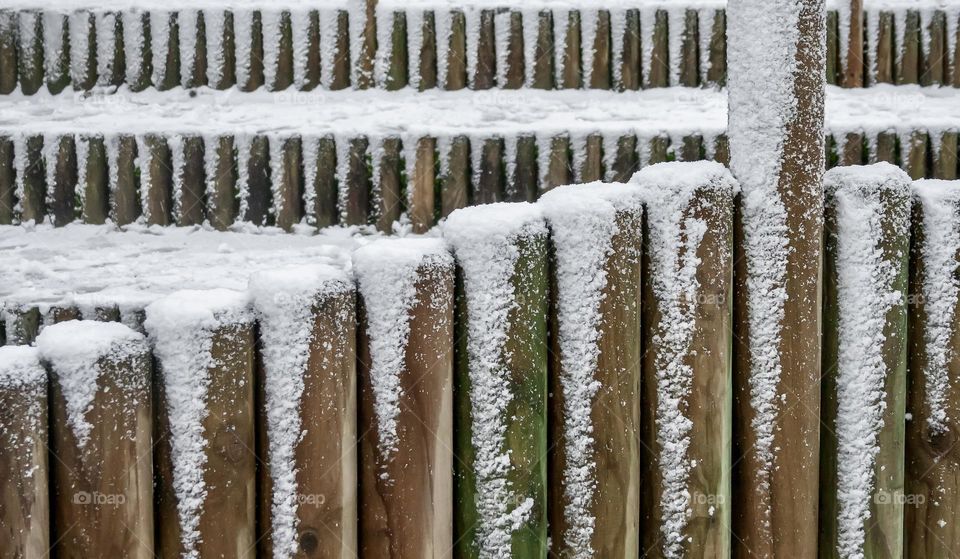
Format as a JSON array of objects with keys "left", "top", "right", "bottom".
[{"left": 0, "top": 126, "right": 957, "bottom": 231}]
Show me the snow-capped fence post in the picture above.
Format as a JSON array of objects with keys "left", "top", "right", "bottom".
[
  {"left": 72, "top": 12, "right": 97, "bottom": 90},
  {"left": 503, "top": 11, "right": 524, "bottom": 89},
  {"left": 542, "top": 135, "right": 572, "bottom": 193},
  {"left": 632, "top": 161, "right": 736, "bottom": 558},
  {"left": 0, "top": 136, "right": 13, "bottom": 224},
  {"left": 819, "top": 164, "right": 911, "bottom": 559},
  {"left": 442, "top": 203, "right": 549, "bottom": 558},
  {"left": 206, "top": 135, "right": 237, "bottom": 231},
  {"left": 410, "top": 136, "right": 437, "bottom": 233},
  {"left": 375, "top": 136, "right": 402, "bottom": 233},
  {"left": 0, "top": 11, "right": 16, "bottom": 94},
  {"left": 476, "top": 138, "right": 504, "bottom": 205},
  {"left": 539, "top": 181, "right": 644, "bottom": 558},
  {"left": 153, "top": 11, "right": 181, "bottom": 91},
  {"left": 905, "top": 131, "right": 928, "bottom": 180},
  {"left": 0, "top": 346, "right": 49, "bottom": 558},
  {"left": 728, "top": 0, "right": 825, "bottom": 556},
  {"left": 442, "top": 136, "right": 470, "bottom": 218},
  {"left": 44, "top": 13, "right": 70, "bottom": 94},
  {"left": 80, "top": 135, "right": 109, "bottom": 225},
  {"left": 180, "top": 10, "right": 207, "bottom": 89},
  {"left": 898, "top": 11, "right": 922, "bottom": 85},
  {"left": 342, "top": 137, "right": 370, "bottom": 226},
  {"left": 18, "top": 134, "right": 45, "bottom": 224},
  {"left": 273, "top": 135, "right": 303, "bottom": 232},
  {"left": 905, "top": 179, "right": 960, "bottom": 557},
  {"left": 512, "top": 136, "right": 538, "bottom": 202},
  {"left": 113, "top": 135, "right": 141, "bottom": 226},
  {"left": 146, "top": 290, "right": 256, "bottom": 559},
  {"left": 175, "top": 135, "right": 206, "bottom": 227},
  {"left": 48, "top": 134, "right": 77, "bottom": 227},
  {"left": 37, "top": 321, "right": 154, "bottom": 557},
  {"left": 841, "top": 0, "right": 864, "bottom": 87},
  {"left": 474, "top": 10, "right": 495, "bottom": 90},
  {"left": 354, "top": 239, "right": 454, "bottom": 558},
  {"left": 840, "top": 132, "right": 864, "bottom": 166},
  {"left": 531, "top": 10, "right": 553, "bottom": 90},
  {"left": 251, "top": 266, "right": 357, "bottom": 559},
  {"left": 417, "top": 12, "right": 438, "bottom": 90},
  {"left": 311, "top": 136, "right": 338, "bottom": 228},
  {"left": 559, "top": 11, "right": 581, "bottom": 89},
  {"left": 648, "top": 10, "right": 670, "bottom": 88},
  {"left": 17, "top": 11, "right": 43, "bottom": 95},
  {"left": 4, "top": 305, "right": 41, "bottom": 345},
  {"left": 873, "top": 12, "right": 895, "bottom": 84},
  {"left": 707, "top": 10, "right": 727, "bottom": 86},
  {"left": 140, "top": 134, "right": 172, "bottom": 226},
  {"left": 237, "top": 11, "right": 265, "bottom": 92}
]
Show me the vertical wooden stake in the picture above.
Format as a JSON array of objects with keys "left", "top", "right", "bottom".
[
  {"left": 0, "top": 136, "right": 13, "bottom": 224},
  {"left": 81, "top": 135, "right": 109, "bottom": 225},
  {"left": 442, "top": 136, "right": 470, "bottom": 217},
  {"left": 38, "top": 321, "right": 153, "bottom": 558},
  {"left": 48, "top": 134, "right": 77, "bottom": 227},
  {"left": 139, "top": 134, "right": 172, "bottom": 226},
  {"left": 18, "top": 135, "right": 46, "bottom": 224},
  {"left": 875, "top": 12, "right": 895, "bottom": 84},
  {"left": 842, "top": 0, "right": 865, "bottom": 87},
  {"left": 935, "top": 131, "right": 959, "bottom": 180},
  {"left": 512, "top": 135, "right": 539, "bottom": 202},
  {"left": 376, "top": 137, "right": 402, "bottom": 234},
  {"left": 176, "top": 135, "right": 206, "bottom": 227},
  {"left": 17, "top": 11, "right": 43, "bottom": 95},
  {"left": 409, "top": 136, "right": 437, "bottom": 234},
  {"left": 206, "top": 135, "right": 237, "bottom": 231},
  {"left": 112, "top": 135, "right": 141, "bottom": 226},
  {"left": 0, "top": 11, "right": 17, "bottom": 94},
  {"left": 244, "top": 135, "right": 272, "bottom": 226}
]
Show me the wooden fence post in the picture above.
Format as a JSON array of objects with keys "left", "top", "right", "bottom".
[
  {"left": 174, "top": 135, "right": 206, "bottom": 227},
  {"left": 442, "top": 203, "right": 549, "bottom": 558},
  {"left": 820, "top": 164, "right": 911, "bottom": 559},
  {"left": 145, "top": 289, "right": 256, "bottom": 559},
  {"left": 206, "top": 135, "right": 237, "bottom": 231},
  {"left": 205, "top": 10, "right": 236, "bottom": 90},
  {"left": 409, "top": 136, "right": 437, "bottom": 233},
  {"left": 906, "top": 178, "right": 960, "bottom": 558},
  {"left": 0, "top": 11, "right": 17, "bottom": 94},
  {"left": 441, "top": 136, "right": 470, "bottom": 217},
  {"left": 539, "top": 181, "right": 643, "bottom": 558},
  {"left": 270, "top": 135, "right": 303, "bottom": 231},
  {"left": 251, "top": 266, "right": 357, "bottom": 559},
  {"left": 47, "top": 134, "right": 77, "bottom": 227},
  {"left": 80, "top": 135, "right": 109, "bottom": 225},
  {"left": 16, "top": 134, "right": 45, "bottom": 224},
  {"left": 111, "top": 135, "right": 141, "bottom": 226},
  {"left": 0, "top": 136, "right": 13, "bottom": 224},
  {"left": 728, "top": 0, "right": 825, "bottom": 556},
  {"left": 44, "top": 13, "right": 70, "bottom": 94},
  {"left": 138, "top": 134, "right": 172, "bottom": 226},
  {"left": 17, "top": 11, "right": 43, "bottom": 95},
  {"left": 354, "top": 239, "right": 454, "bottom": 558},
  {"left": 339, "top": 137, "right": 370, "bottom": 226},
  {"left": 0, "top": 346, "right": 49, "bottom": 558},
  {"left": 375, "top": 137, "right": 402, "bottom": 233},
  {"left": 842, "top": 0, "right": 864, "bottom": 87},
  {"left": 632, "top": 161, "right": 735, "bottom": 558},
  {"left": 37, "top": 320, "right": 153, "bottom": 558}
]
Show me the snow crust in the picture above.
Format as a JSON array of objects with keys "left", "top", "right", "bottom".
[
  {"left": 0, "top": 345, "right": 46, "bottom": 391},
  {"left": 0, "top": 346, "right": 47, "bottom": 480},
  {"left": 825, "top": 163, "right": 911, "bottom": 559},
  {"left": 913, "top": 179, "right": 960, "bottom": 434},
  {"left": 441, "top": 202, "right": 546, "bottom": 557},
  {"left": 36, "top": 319, "right": 147, "bottom": 449},
  {"left": 353, "top": 238, "right": 452, "bottom": 463},
  {"left": 631, "top": 161, "right": 736, "bottom": 558},
  {"left": 538, "top": 181, "right": 644, "bottom": 559},
  {"left": 144, "top": 288, "right": 254, "bottom": 559},
  {"left": 249, "top": 264, "right": 354, "bottom": 559}
]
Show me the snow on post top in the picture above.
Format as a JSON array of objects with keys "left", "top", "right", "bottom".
[
  {"left": 538, "top": 181, "right": 642, "bottom": 558},
  {"left": 248, "top": 264, "right": 353, "bottom": 559},
  {"left": 824, "top": 161, "right": 911, "bottom": 198},
  {"left": 144, "top": 288, "right": 253, "bottom": 559},
  {"left": 0, "top": 345, "right": 46, "bottom": 391},
  {"left": 913, "top": 179, "right": 960, "bottom": 435},
  {"left": 630, "top": 160, "right": 739, "bottom": 198},
  {"left": 353, "top": 238, "right": 453, "bottom": 461},
  {"left": 36, "top": 320, "right": 147, "bottom": 449},
  {"left": 441, "top": 203, "right": 547, "bottom": 556}
]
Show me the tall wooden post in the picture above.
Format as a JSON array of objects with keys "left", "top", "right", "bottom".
[
  {"left": 728, "top": 0, "right": 825, "bottom": 557},
  {"left": 632, "top": 161, "right": 736, "bottom": 558},
  {"left": 0, "top": 346, "right": 49, "bottom": 558},
  {"left": 145, "top": 289, "right": 256, "bottom": 559},
  {"left": 906, "top": 179, "right": 960, "bottom": 558},
  {"left": 37, "top": 320, "right": 154, "bottom": 558},
  {"left": 820, "top": 164, "right": 911, "bottom": 559},
  {"left": 354, "top": 239, "right": 454, "bottom": 558},
  {"left": 539, "top": 181, "right": 643, "bottom": 558},
  {"left": 251, "top": 265, "right": 357, "bottom": 559},
  {"left": 841, "top": 0, "right": 864, "bottom": 87},
  {"left": 442, "top": 203, "right": 549, "bottom": 558}
]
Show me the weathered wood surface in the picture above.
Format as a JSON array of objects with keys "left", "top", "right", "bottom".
[
  {"left": 42, "top": 322, "right": 154, "bottom": 558},
  {"left": 357, "top": 246, "right": 454, "bottom": 559},
  {"left": 905, "top": 180, "right": 960, "bottom": 559},
  {"left": 0, "top": 347, "right": 49, "bottom": 559}
]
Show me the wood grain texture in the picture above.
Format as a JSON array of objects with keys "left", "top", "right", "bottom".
[
  {"left": 359, "top": 260, "right": 454, "bottom": 559},
  {"left": 640, "top": 180, "right": 733, "bottom": 559},
  {"left": 274, "top": 135, "right": 303, "bottom": 232},
  {"left": 542, "top": 136, "right": 572, "bottom": 193},
  {"left": 113, "top": 135, "right": 142, "bottom": 226},
  {"left": 258, "top": 290, "right": 357, "bottom": 559},
  {"left": 0, "top": 137, "right": 13, "bottom": 224},
  {"left": 50, "top": 342, "right": 154, "bottom": 558},
  {"left": 141, "top": 134, "right": 172, "bottom": 226},
  {"left": 80, "top": 135, "right": 109, "bottom": 225},
  {"left": 0, "top": 354, "right": 48, "bottom": 558},
  {"left": 410, "top": 136, "right": 437, "bottom": 233},
  {"left": 375, "top": 137, "right": 402, "bottom": 233},
  {"left": 207, "top": 135, "right": 237, "bottom": 231},
  {"left": 843, "top": 0, "right": 864, "bottom": 87},
  {"left": 176, "top": 136, "right": 206, "bottom": 227},
  {"left": 0, "top": 12, "right": 17, "bottom": 94},
  {"left": 441, "top": 136, "right": 470, "bottom": 218},
  {"left": 18, "top": 135, "right": 45, "bottom": 224},
  {"left": 906, "top": 192, "right": 960, "bottom": 559},
  {"left": 48, "top": 135, "right": 78, "bottom": 227},
  {"left": 155, "top": 321, "right": 257, "bottom": 559},
  {"left": 549, "top": 207, "right": 642, "bottom": 559}
]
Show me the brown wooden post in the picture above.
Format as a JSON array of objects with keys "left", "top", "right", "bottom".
[
  {"left": 96, "top": 12, "right": 125, "bottom": 87},
  {"left": 873, "top": 131, "right": 898, "bottom": 164},
  {"left": 619, "top": 10, "right": 641, "bottom": 90},
  {"left": 375, "top": 137, "right": 402, "bottom": 234},
  {"left": 16, "top": 135, "right": 45, "bottom": 224},
  {"left": 820, "top": 164, "right": 911, "bottom": 559},
  {"left": 512, "top": 135, "right": 538, "bottom": 202},
  {"left": 111, "top": 135, "right": 141, "bottom": 226},
  {"left": 339, "top": 137, "right": 370, "bottom": 226},
  {"left": 441, "top": 136, "right": 470, "bottom": 217},
  {"left": 418, "top": 11, "right": 438, "bottom": 90},
  {"left": 906, "top": 179, "right": 960, "bottom": 558},
  {"left": 842, "top": 0, "right": 865, "bottom": 87},
  {"left": 874, "top": 12, "right": 895, "bottom": 84},
  {"left": 680, "top": 10, "right": 700, "bottom": 87},
  {"left": 270, "top": 135, "right": 303, "bottom": 231},
  {"left": 899, "top": 11, "right": 922, "bottom": 84},
  {"left": 728, "top": 0, "right": 825, "bottom": 556},
  {"left": 138, "top": 134, "right": 172, "bottom": 226},
  {"left": 826, "top": 10, "right": 840, "bottom": 85},
  {"left": 17, "top": 11, "right": 43, "bottom": 95},
  {"left": 179, "top": 10, "right": 207, "bottom": 89},
  {"left": 540, "top": 182, "right": 643, "bottom": 558},
  {"left": 174, "top": 136, "right": 206, "bottom": 227},
  {"left": 150, "top": 10, "right": 181, "bottom": 91},
  {"left": 383, "top": 11, "right": 408, "bottom": 91},
  {"left": 44, "top": 12, "right": 70, "bottom": 94},
  {"left": 241, "top": 134, "right": 272, "bottom": 226},
  {"left": 204, "top": 10, "right": 236, "bottom": 90},
  {"left": 935, "top": 131, "right": 959, "bottom": 180},
  {"left": 205, "top": 135, "right": 237, "bottom": 231},
  {"left": 905, "top": 131, "right": 929, "bottom": 180},
  {"left": 610, "top": 135, "right": 639, "bottom": 182},
  {"left": 236, "top": 10, "right": 264, "bottom": 91},
  {"left": 0, "top": 11, "right": 17, "bottom": 94},
  {"left": 634, "top": 161, "right": 735, "bottom": 558},
  {"left": 707, "top": 10, "right": 727, "bottom": 86},
  {"left": 474, "top": 138, "right": 504, "bottom": 205},
  {"left": 305, "top": 136, "right": 338, "bottom": 229},
  {"left": 47, "top": 134, "right": 78, "bottom": 227},
  {"left": 713, "top": 134, "right": 731, "bottom": 167},
  {"left": 251, "top": 266, "right": 357, "bottom": 559},
  {"left": 37, "top": 320, "right": 153, "bottom": 558},
  {"left": 648, "top": 10, "right": 670, "bottom": 88},
  {"left": 922, "top": 11, "right": 947, "bottom": 86},
  {"left": 146, "top": 289, "right": 256, "bottom": 559},
  {"left": 531, "top": 10, "right": 553, "bottom": 90},
  {"left": 841, "top": 132, "right": 865, "bottom": 166},
  {"left": 590, "top": 11, "right": 612, "bottom": 89},
  {"left": 80, "top": 135, "right": 109, "bottom": 225},
  {"left": 355, "top": 239, "right": 454, "bottom": 559},
  {"left": 409, "top": 136, "right": 437, "bottom": 233},
  {"left": 446, "top": 10, "right": 468, "bottom": 90},
  {"left": 4, "top": 305, "right": 41, "bottom": 346},
  {"left": 123, "top": 12, "right": 151, "bottom": 92},
  {"left": 541, "top": 135, "right": 572, "bottom": 193},
  {"left": 0, "top": 137, "right": 14, "bottom": 224},
  {"left": 503, "top": 11, "right": 524, "bottom": 89},
  {"left": 0, "top": 346, "right": 48, "bottom": 558},
  {"left": 356, "top": 0, "right": 377, "bottom": 89},
  {"left": 443, "top": 204, "right": 549, "bottom": 559},
  {"left": 474, "top": 10, "right": 495, "bottom": 90}
]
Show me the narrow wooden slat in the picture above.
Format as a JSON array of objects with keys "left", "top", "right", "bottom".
[
  {"left": 149, "top": 292, "right": 256, "bottom": 559},
  {"left": 154, "top": 11, "right": 181, "bottom": 91},
  {"left": 446, "top": 11, "right": 467, "bottom": 90},
  {"left": 827, "top": 10, "right": 840, "bottom": 85},
  {"left": 707, "top": 10, "right": 727, "bottom": 86},
  {"left": 590, "top": 11, "right": 612, "bottom": 89},
  {"left": 842, "top": 0, "right": 865, "bottom": 87},
  {"left": 45, "top": 13, "right": 71, "bottom": 93},
  {"left": 376, "top": 137, "right": 402, "bottom": 233},
  {"left": 476, "top": 138, "right": 504, "bottom": 205},
  {"left": 312, "top": 136, "right": 338, "bottom": 228},
  {"left": 410, "top": 136, "right": 437, "bottom": 233},
  {"left": 4, "top": 307, "right": 41, "bottom": 346},
  {"left": 343, "top": 137, "right": 370, "bottom": 226},
  {"left": 560, "top": 11, "right": 581, "bottom": 89},
  {"left": 713, "top": 134, "right": 730, "bottom": 167},
  {"left": 921, "top": 11, "right": 946, "bottom": 86},
  {"left": 611, "top": 135, "right": 639, "bottom": 182},
  {"left": 419, "top": 12, "right": 438, "bottom": 90},
  {"left": 841, "top": 132, "right": 865, "bottom": 166},
  {"left": 680, "top": 9, "right": 699, "bottom": 87},
  {"left": 531, "top": 10, "right": 553, "bottom": 90},
  {"left": 206, "top": 135, "right": 236, "bottom": 231},
  {"left": 873, "top": 131, "right": 898, "bottom": 164},
  {"left": 580, "top": 134, "right": 604, "bottom": 182},
  {"left": 356, "top": 0, "right": 377, "bottom": 89},
  {"left": 503, "top": 11, "right": 524, "bottom": 89},
  {"left": 905, "top": 131, "right": 929, "bottom": 179},
  {"left": 181, "top": 10, "right": 207, "bottom": 88},
  {"left": 81, "top": 136, "right": 109, "bottom": 225},
  {"left": 41, "top": 322, "right": 154, "bottom": 558},
  {"left": 328, "top": 10, "right": 351, "bottom": 90},
  {"left": 0, "top": 137, "right": 14, "bottom": 224},
  {"left": 648, "top": 10, "right": 670, "bottom": 87},
  {"left": 357, "top": 241, "right": 454, "bottom": 559},
  {"left": 620, "top": 10, "right": 641, "bottom": 90},
  {"left": 126, "top": 12, "right": 153, "bottom": 92},
  {"left": 177, "top": 136, "right": 206, "bottom": 226},
  {"left": 112, "top": 135, "right": 140, "bottom": 226},
  {"left": 899, "top": 10, "right": 922, "bottom": 84},
  {"left": 875, "top": 12, "right": 895, "bottom": 84},
  {"left": 681, "top": 134, "right": 703, "bottom": 162},
  {"left": 474, "top": 10, "right": 496, "bottom": 90},
  {"left": 0, "top": 347, "right": 49, "bottom": 558},
  {"left": 935, "top": 131, "right": 959, "bottom": 180},
  {"left": 207, "top": 10, "right": 236, "bottom": 90},
  {"left": 17, "top": 12, "right": 43, "bottom": 95},
  {"left": 18, "top": 135, "right": 45, "bottom": 224},
  {"left": 906, "top": 180, "right": 960, "bottom": 559},
  {"left": 648, "top": 135, "right": 670, "bottom": 165},
  {"left": 0, "top": 11, "right": 17, "bottom": 94},
  {"left": 297, "top": 10, "right": 321, "bottom": 90},
  {"left": 512, "top": 135, "right": 538, "bottom": 202},
  {"left": 442, "top": 136, "right": 470, "bottom": 217},
  {"left": 543, "top": 135, "right": 571, "bottom": 192},
  {"left": 238, "top": 11, "right": 265, "bottom": 91},
  {"left": 141, "top": 135, "right": 172, "bottom": 226},
  {"left": 48, "top": 135, "right": 77, "bottom": 227},
  {"left": 273, "top": 135, "right": 303, "bottom": 231},
  {"left": 386, "top": 12, "right": 408, "bottom": 90},
  {"left": 244, "top": 134, "right": 271, "bottom": 226}
]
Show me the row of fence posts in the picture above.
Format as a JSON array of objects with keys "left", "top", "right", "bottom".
[{"left": 2, "top": 160, "right": 959, "bottom": 557}]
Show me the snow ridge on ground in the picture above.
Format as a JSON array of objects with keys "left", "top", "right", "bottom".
[
  {"left": 914, "top": 179, "right": 960, "bottom": 434},
  {"left": 353, "top": 238, "right": 452, "bottom": 467},
  {"left": 36, "top": 319, "right": 147, "bottom": 449},
  {"left": 442, "top": 202, "right": 546, "bottom": 558},
  {"left": 632, "top": 161, "right": 737, "bottom": 558},
  {"left": 144, "top": 288, "right": 253, "bottom": 559},
  {"left": 250, "top": 264, "right": 354, "bottom": 559},
  {"left": 826, "top": 164, "right": 911, "bottom": 559},
  {"left": 538, "top": 181, "right": 643, "bottom": 559}
]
